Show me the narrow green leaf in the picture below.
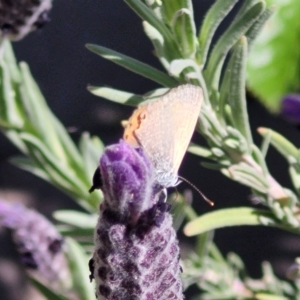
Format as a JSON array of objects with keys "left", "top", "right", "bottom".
[
  {"left": 198, "top": 0, "right": 239, "bottom": 66},
  {"left": 255, "top": 293, "right": 289, "bottom": 300},
  {"left": 58, "top": 226, "right": 94, "bottom": 237},
  {"left": 201, "top": 162, "right": 226, "bottom": 170},
  {"left": 3, "top": 130, "right": 28, "bottom": 153},
  {"left": 161, "top": 0, "right": 193, "bottom": 26},
  {"left": 188, "top": 144, "right": 212, "bottom": 158},
  {"left": 251, "top": 144, "right": 269, "bottom": 176},
  {"left": 143, "top": 21, "right": 170, "bottom": 70},
  {"left": 257, "top": 127, "right": 299, "bottom": 161},
  {"left": 2, "top": 40, "right": 21, "bottom": 82},
  {"left": 65, "top": 238, "right": 95, "bottom": 300},
  {"left": 54, "top": 210, "right": 98, "bottom": 229},
  {"left": 29, "top": 277, "right": 69, "bottom": 300},
  {"left": 171, "top": 7, "right": 196, "bottom": 57},
  {"left": 125, "top": 0, "right": 181, "bottom": 58},
  {"left": 20, "top": 133, "right": 89, "bottom": 198},
  {"left": 86, "top": 44, "right": 176, "bottom": 87},
  {"left": 19, "top": 63, "right": 67, "bottom": 160},
  {"left": 245, "top": 5, "right": 275, "bottom": 50},
  {"left": 220, "top": 37, "right": 253, "bottom": 146},
  {"left": 48, "top": 112, "right": 85, "bottom": 176},
  {"left": 184, "top": 207, "right": 276, "bottom": 236},
  {"left": 222, "top": 163, "right": 269, "bottom": 193},
  {"left": 88, "top": 86, "right": 144, "bottom": 106},
  {"left": 169, "top": 58, "right": 201, "bottom": 82},
  {"left": 0, "top": 62, "right": 23, "bottom": 126},
  {"left": 79, "top": 132, "right": 104, "bottom": 178},
  {"left": 10, "top": 156, "right": 50, "bottom": 181},
  {"left": 205, "top": 1, "right": 265, "bottom": 90}
]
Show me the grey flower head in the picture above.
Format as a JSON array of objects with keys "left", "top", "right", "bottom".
[
  {"left": 0, "top": 200, "right": 70, "bottom": 289},
  {"left": 91, "top": 140, "right": 183, "bottom": 299},
  {"left": 0, "top": 0, "right": 52, "bottom": 41}
]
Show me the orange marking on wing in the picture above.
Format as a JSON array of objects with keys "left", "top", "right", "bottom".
[{"left": 123, "top": 106, "right": 146, "bottom": 147}]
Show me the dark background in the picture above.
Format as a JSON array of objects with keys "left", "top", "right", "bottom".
[{"left": 0, "top": 0, "right": 299, "bottom": 299}]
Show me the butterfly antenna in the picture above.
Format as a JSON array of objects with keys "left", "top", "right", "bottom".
[{"left": 178, "top": 176, "right": 214, "bottom": 206}]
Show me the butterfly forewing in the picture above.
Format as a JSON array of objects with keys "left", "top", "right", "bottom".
[{"left": 124, "top": 84, "right": 203, "bottom": 187}]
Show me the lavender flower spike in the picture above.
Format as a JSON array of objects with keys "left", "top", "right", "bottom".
[
  {"left": 91, "top": 140, "right": 183, "bottom": 300},
  {"left": 0, "top": 200, "right": 70, "bottom": 290}
]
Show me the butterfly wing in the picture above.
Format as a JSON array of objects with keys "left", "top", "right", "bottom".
[{"left": 124, "top": 84, "right": 203, "bottom": 187}]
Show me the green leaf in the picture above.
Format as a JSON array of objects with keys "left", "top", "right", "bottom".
[
  {"left": 184, "top": 207, "right": 277, "bottom": 236},
  {"left": 58, "top": 226, "right": 94, "bottom": 238},
  {"left": 245, "top": 5, "right": 275, "bottom": 50},
  {"left": 257, "top": 127, "right": 299, "bottom": 162},
  {"left": 220, "top": 37, "right": 252, "bottom": 146},
  {"left": 198, "top": 0, "right": 239, "bottom": 66},
  {"left": 88, "top": 86, "right": 144, "bottom": 106},
  {"left": 86, "top": 44, "right": 177, "bottom": 87},
  {"left": 255, "top": 294, "right": 289, "bottom": 300},
  {"left": 2, "top": 40, "right": 21, "bottom": 82},
  {"left": 65, "top": 238, "right": 95, "bottom": 300},
  {"left": 247, "top": 0, "right": 300, "bottom": 112},
  {"left": 169, "top": 58, "right": 201, "bottom": 82},
  {"left": 221, "top": 163, "right": 269, "bottom": 193},
  {"left": 79, "top": 132, "right": 104, "bottom": 178},
  {"left": 201, "top": 162, "right": 228, "bottom": 170},
  {"left": 20, "top": 133, "right": 89, "bottom": 200},
  {"left": 29, "top": 276, "right": 69, "bottom": 300},
  {"left": 54, "top": 210, "right": 97, "bottom": 229},
  {"left": 171, "top": 7, "right": 196, "bottom": 57},
  {"left": 19, "top": 63, "right": 68, "bottom": 161},
  {"left": 125, "top": 0, "right": 181, "bottom": 59},
  {"left": 10, "top": 156, "right": 50, "bottom": 181},
  {"left": 205, "top": 1, "right": 265, "bottom": 91},
  {"left": 0, "top": 60, "right": 23, "bottom": 127},
  {"left": 188, "top": 144, "right": 212, "bottom": 158},
  {"left": 161, "top": 0, "right": 193, "bottom": 26}
]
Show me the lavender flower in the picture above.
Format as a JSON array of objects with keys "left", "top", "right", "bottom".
[
  {"left": 90, "top": 140, "right": 183, "bottom": 299},
  {"left": 0, "top": 200, "right": 70, "bottom": 289},
  {"left": 0, "top": 0, "right": 52, "bottom": 41}
]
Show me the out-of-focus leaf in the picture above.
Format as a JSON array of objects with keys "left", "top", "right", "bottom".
[
  {"left": 188, "top": 144, "right": 212, "bottom": 158},
  {"left": 79, "top": 132, "right": 104, "bottom": 178},
  {"left": 29, "top": 277, "right": 69, "bottom": 300},
  {"left": 54, "top": 210, "right": 98, "bottom": 229},
  {"left": 247, "top": 0, "right": 300, "bottom": 112},
  {"left": 88, "top": 86, "right": 143, "bottom": 106},
  {"left": 255, "top": 293, "right": 289, "bottom": 300},
  {"left": 86, "top": 44, "right": 177, "bottom": 87},
  {"left": 10, "top": 156, "right": 50, "bottom": 181},
  {"left": 65, "top": 238, "right": 95, "bottom": 300},
  {"left": 257, "top": 127, "right": 299, "bottom": 162},
  {"left": 184, "top": 207, "right": 277, "bottom": 236}
]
